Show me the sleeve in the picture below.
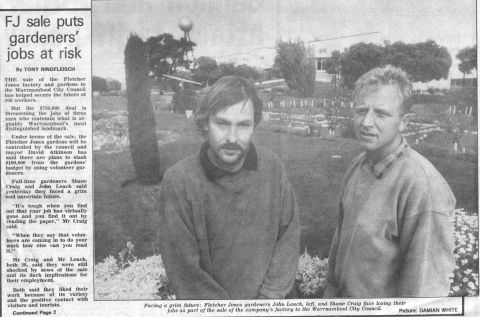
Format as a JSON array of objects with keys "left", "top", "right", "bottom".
[
  {"left": 324, "top": 200, "right": 343, "bottom": 298},
  {"left": 324, "top": 156, "right": 360, "bottom": 298},
  {"left": 397, "top": 178, "right": 456, "bottom": 297},
  {"left": 258, "top": 169, "right": 300, "bottom": 299},
  {"left": 158, "top": 174, "right": 230, "bottom": 300}
]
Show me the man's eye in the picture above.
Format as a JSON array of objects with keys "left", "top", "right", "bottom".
[{"left": 355, "top": 109, "right": 367, "bottom": 115}]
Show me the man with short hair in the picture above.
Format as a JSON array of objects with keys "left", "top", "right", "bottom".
[
  {"left": 325, "top": 65, "right": 456, "bottom": 298},
  {"left": 158, "top": 76, "right": 300, "bottom": 299}
]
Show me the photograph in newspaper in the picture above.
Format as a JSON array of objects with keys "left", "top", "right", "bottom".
[
  {"left": 1, "top": 0, "right": 478, "bottom": 316},
  {"left": 91, "top": 0, "right": 478, "bottom": 304},
  {"left": 0, "top": 1, "right": 93, "bottom": 316}
]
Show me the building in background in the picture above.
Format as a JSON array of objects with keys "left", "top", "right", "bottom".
[
  {"left": 450, "top": 77, "right": 477, "bottom": 90},
  {"left": 211, "top": 31, "right": 475, "bottom": 91},
  {"left": 215, "top": 47, "right": 276, "bottom": 69},
  {"left": 306, "top": 32, "right": 382, "bottom": 83}
]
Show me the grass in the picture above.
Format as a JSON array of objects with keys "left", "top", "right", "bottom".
[
  {"left": 254, "top": 129, "right": 359, "bottom": 258},
  {"left": 94, "top": 95, "right": 478, "bottom": 262}
]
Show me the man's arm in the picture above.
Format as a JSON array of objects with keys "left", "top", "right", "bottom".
[
  {"left": 324, "top": 155, "right": 360, "bottom": 299},
  {"left": 323, "top": 200, "right": 343, "bottom": 298},
  {"left": 258, "top": 175, "right": 300, "bottom": 299},
  {"left": 397, "top": 179, "right": 456, "bottom": 297},
  {"left": 158, "top": 175, "right": 230, "bottom": 300}
]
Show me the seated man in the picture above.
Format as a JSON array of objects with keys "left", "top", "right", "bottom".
[
  {"left": 158, "top": 76, "right": 300, "bottom": 299},
  {"left": 325, "top": 65, "right": 456, "bottom": 298}
]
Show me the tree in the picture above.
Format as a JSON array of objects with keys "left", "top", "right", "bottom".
[
  {"left": 124, "top": 34, "right": 161, "bottom": 184},
  {"left": 339, "top": 40, "right": 452, "bottom": 88},
  {"left": 192, "top": 56, "right": 217, "bottom": 86},
  {"left": 210, "top": 63, "right": 237, "bottom": 83},
  {"left": 323, "top": 50, "right": 342, "bottom": 87},
  {"left": 168, "top": 70, "right": 194, "bottom": 92},
  {"left": 456, "top": 45, "right": 477, "bottom": 78},
  {"left": 339, "top": 43, "right": 384, "bottom": 89},
  {"left": 323, "top": 50, "right": 341, "bottom": 75},
  {"left": 92, "top": 76, "right": 107, "bottom": 91},
  {"left": 384, "top": 40, "right": 451, "bottom": 82},
  {"left": 106, "top": 78, "right": 122, "bottom": 91},
  {"left": 274, "top": 40, "right": 315, "bottom": 97},
  {"left": 145, "top": 33, "right": 196, "bottom": 85},
  {"left": 262, "top": 67, "right": 283, "bottom": 81},
  {"left": 234, "top": 64, "right": 261, "bottom": 81},
  {"left": 172, "top": 88, "right": 198, "bottom": 113},
  {"left": 168, "top": 71, "right": 198, "bottom": 113}
]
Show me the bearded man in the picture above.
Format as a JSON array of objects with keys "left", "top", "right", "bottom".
[{"left": 158, "top": 76, "right": 300, "bottom": 299}]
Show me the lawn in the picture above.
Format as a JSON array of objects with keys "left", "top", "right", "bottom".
[{"left": 93, "top": 96, "right": 478, "bottom": 263}]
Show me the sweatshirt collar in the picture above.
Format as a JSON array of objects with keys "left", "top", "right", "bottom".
[
  {"left": 363, "top": 138, "right": 408, "bottom": 179},
  {"left": 200, "top": 141, "right": 257, "bottom": 181}
]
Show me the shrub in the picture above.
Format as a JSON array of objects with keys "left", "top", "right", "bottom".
[{"left": 172, "top": 88, "right": 197, "bottom": 114}]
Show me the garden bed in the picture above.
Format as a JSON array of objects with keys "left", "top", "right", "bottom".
[
  {"left": 93, "top": 110, "right": 180, "bottom": 153},
  {"left": 95, "top": 209, "right": 478, "bottom": 299}
]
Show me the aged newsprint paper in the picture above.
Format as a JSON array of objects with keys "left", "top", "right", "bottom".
[{"left": 1, "top": 0, "right": 479, "bottom": 316}]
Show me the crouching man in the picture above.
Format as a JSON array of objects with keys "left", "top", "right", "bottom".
[
  {"left": 158, "top": 76, "right": 300, "bottom": 299},
  {"left": 325, "top": 66, "right": 456, "bottom": 298}
]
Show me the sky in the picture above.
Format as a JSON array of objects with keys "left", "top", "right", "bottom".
[{"left": 92, "top": 0, "right": 477, "bottom": 86}]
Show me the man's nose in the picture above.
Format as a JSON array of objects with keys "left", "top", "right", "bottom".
[
  {"left": 226, "top": 126, "right": 238, "bottom": 143},
  {"left": 361, "top": 108, "right": 375, "bottom": 127}
]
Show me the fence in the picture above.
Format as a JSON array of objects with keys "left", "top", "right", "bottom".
[{"left": 264, "top": 97, "right": 354, "bottom": 111}]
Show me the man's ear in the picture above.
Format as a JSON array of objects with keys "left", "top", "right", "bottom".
[
  {"left": 202, "top": 120, "right": 209, "bottom": 137},
  {"left": 399, "top": 112, "right": 412, "bottom": 132},
  {"left": 202, "top": 125, "right": 209, "bottom": 139}
]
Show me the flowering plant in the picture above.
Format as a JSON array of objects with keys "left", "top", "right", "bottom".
[
  {"left": 95, "top": 243, "right": 175, "bottom": 300},
  {"left": 296, "top": 249, "right": 328, "bottom": 297},
  {"left": 449, "top": 208, "right": 479, "bottom": 296},
  {"left": 92, "top": 111, "right": 129, "bottom": 152},
  {"left": 95, "top": 209, "right": 477, "bottom": 299}
]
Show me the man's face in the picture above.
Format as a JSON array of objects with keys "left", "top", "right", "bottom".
[
  {"left": 205, "top": 99, "right": 255, "bottom": 172},
  {"left": 353, "top": 85, "right": 408, "bottom": 162}
]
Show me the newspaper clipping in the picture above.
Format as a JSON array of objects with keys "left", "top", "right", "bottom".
[{"left": 1, "top": 0, "right": 479, "bottom": 316}]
